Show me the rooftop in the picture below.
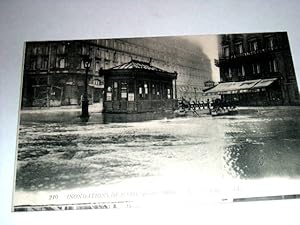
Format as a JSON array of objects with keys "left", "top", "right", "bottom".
[{"left": 110, "top": 59, "right": 167, "bottom": 73}]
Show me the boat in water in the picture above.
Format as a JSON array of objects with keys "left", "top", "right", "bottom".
[
  {"left": 174, "top": 108, "right": 187, "bottom": 117},
  {"left": 174, "top": 108, "right": 210, "bottom": 117},
  {"left": 210, "top": 107, "right": 238, "bottom": 117}
]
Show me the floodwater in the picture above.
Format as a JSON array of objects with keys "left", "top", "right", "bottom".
[{"left": 15, "top": 107, "right": 300, "bottom": 195}]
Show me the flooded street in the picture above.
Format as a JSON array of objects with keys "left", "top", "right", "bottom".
[{"left": 14, "top": 107, "right": 300, "bottom": 208}]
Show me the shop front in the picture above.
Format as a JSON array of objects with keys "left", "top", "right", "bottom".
[{"left": 204, "top": 78, "right": 281, "bottom": 106}]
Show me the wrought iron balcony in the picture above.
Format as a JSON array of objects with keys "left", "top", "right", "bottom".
[{"left": 215, "top": 46, "right": 285, "bottom": 67}]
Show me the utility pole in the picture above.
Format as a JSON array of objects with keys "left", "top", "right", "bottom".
[
  {"left": 80, "top": 55, "right": 92, "bottom": 121},
  {"left": 47, "top": 43, "right": 51, "bottom": 108}
]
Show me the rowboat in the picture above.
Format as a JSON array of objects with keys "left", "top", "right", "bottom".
[
  {"left": 174, "top": 108, "right": 187, "bottom": 117},
  {"left": 211, "top": 108, "right": 238, "bottom": 116}
]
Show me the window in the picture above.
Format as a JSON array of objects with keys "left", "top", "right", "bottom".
[
  {"left": 121, "top": 82, "right": 128, "bottom": 99},
  {"left": 242, "top": 65, "right": 245, "bottom": 76},
  {"left": 37, "top": 47, "right": 42, "bottom": 54},
  {"left": 105, "top": 51, "right": 109, "bottom": 60},
  {"left": 36, "top": 56, "right": 42, "bottom": 69},
  {"left": 252, "top": 63, "right": 260, "bottom": 74},
  {"left": 114, "top": 81, "right": 118, "bottom": 88},
  {"left": 144, "top": 83, "right": 148, "bottom": 95},
  {"left": 163, "top": 84, "right": 172, "bottom": 99},
  {"left": 256, "top": 64, "right": 260, "bottom": 74},
  {"left": 228, "top": 68, "right": 232, "bottom": 78},
  {"left": 81, "top": 46, "right": 87, "bottom": 55},
  {"left": 152, "top": 84, "right": 156, "bottom": 95},
  {"left": 235, "top": 43, "right": 243, "bottom": 54},
  {"left": 167, "top": 88, "right": 171, "bottom": 99},
  {"left": 43, "top": 59, "right": 48, "bottom": 69},
  {"left": 249, "top": 40, "right": 258, "bottom": 51},
  {"left": 113, "top": 81, "right": 118, "bottom": 101},
  {"left": 58, "top": 45, "right": 65, "bottom": 54},
  {"left": 269, "top": 59, "right": 278, "bottom": 72},
  {"left": 81, "top": 60, "right": 85, "bottom": 69},
  {"left": 58, "top": 58, "right": 65, "bottom": 68},
  {"left": 30, "top": 59, "right": 36, "bottom": 69},
  {"left": 238, "top": 65, "right": 245, "bottom": 77},
  {"left": 156, "top": 83, "right": 160, "bottom": 96},
  {"left": 31, "top": 47, "right": 37, "bottom": 55},
  {"left": 127, "top": 81, "right": 135, "bottom": 101},
  {"left": 223, "top": 46, "right": 229, "bottom": 57},
  {"left": 267, "top": 37, "right": 274, "bottom": 50},
  {"left": 106, "top": 86, "right": 112, "bottom": 101},
  {"left": 113, "top": 52, "right": 118, "bottom": 63},
  {"left": 137, "top": 81, "right": 149, "bottom": 99}
]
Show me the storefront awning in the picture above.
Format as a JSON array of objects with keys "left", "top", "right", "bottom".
[
  {"left": 204, "top": 78, "right": 277, "bottom": 95},
  {"left": 251, "top": 78, "right": 278, "bottom": 88}
]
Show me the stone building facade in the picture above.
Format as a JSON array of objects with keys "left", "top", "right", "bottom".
[
  {"left": 213, "top": 32, "right": 299, "bottom": 105},
  {"left": 21, "top": 37, "right": 211, "bottom": 108}
]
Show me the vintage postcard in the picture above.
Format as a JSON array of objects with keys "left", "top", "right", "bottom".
[{"left": 13, "top": 32, "right": 300, "bottom": 211}]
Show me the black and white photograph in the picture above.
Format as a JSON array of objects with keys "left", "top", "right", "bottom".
[{"left": 13, "top": 32, "right": 300, "bottom": 211}]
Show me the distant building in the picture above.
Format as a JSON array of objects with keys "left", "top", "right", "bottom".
[
  {"left": 208, "top": 32, "right": 299, "bottom": 105},
  {"left": 21, "top": 37, "right": 211, "bottom": 108},
  {"left": 102, "top": 60, "right": 177, "bottom": 113}
]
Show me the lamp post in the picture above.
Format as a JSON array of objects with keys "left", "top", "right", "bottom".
[{"left": 80, "top": 55, "right": 92, "bottom": 121}]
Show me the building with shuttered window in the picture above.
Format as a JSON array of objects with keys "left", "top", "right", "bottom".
[
  {"left": 209, "top": 32, "right": 299, "bottom": 105},
  {"left": 21, "top": 37, "right": 211, "bottom": 108}
]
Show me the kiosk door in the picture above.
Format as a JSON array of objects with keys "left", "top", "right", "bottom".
[{"left": 120, "top": 82, "right": 128, "bottom": 111}]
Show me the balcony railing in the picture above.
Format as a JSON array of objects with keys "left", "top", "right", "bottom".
[
  {"left": 221, "top": 72, "right": 282, "bottom": 83},
  {"left": 215, "top": 46, "right": 285, "bottom": 66}
]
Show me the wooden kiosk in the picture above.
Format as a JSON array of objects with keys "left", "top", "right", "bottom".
[{"left": 102, "top": 60, "right": 177, "bottom": 113}]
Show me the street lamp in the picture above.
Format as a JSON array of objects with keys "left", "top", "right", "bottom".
[{"left": 80, "top": 55, "right": 92, "bottom": 121}]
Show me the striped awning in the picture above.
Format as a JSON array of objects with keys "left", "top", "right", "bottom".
[
  {"left": 204, "top": 78, "right": 277, "bottom": 95},
  {"left": 252, "top": 78, "right": 278, "bottom": 88}
]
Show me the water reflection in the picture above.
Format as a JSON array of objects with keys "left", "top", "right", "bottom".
[
  {"left": 16, "top": 107, "right": 300, "bottom": 192},
  {"left": 20, "top": 111, "right": 176, "bottom": 124},
  {"left": 224, "top": 108, "right": 300, "bottom": 179}
]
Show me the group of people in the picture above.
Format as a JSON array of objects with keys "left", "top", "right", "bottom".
[
  {"left": 178, "top": 97, "right": 236, "bottom": 111},
  {"left": 212, "top": 98, "right": 236, "bottom": 111},
  {"left": 179, "top": 98, "right": 210, "bottom": 110}
]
